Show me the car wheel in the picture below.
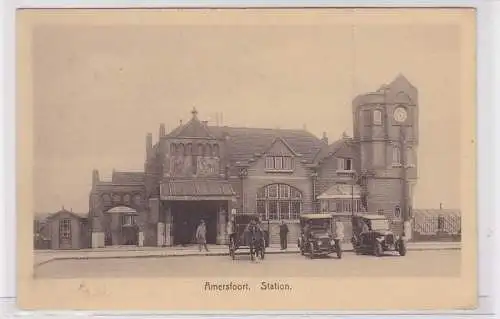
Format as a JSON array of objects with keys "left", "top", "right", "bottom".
[
  {"left": 309, "top": 242, "right": 315, "bottom": 259},
  {"left": 398, "top": 240, "right": 407, "bottom": 256},
  {"left": 374, "top": 241, "right": 383, "bottom": 257}
]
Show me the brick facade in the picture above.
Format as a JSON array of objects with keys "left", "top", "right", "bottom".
[{"left": 85, "top": 74, "right": 419, "bottom": 247}]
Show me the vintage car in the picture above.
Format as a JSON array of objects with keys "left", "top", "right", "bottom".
[
  {"left": 351, "top": 214, "right": 407, "bottom": 257},
  {"left": 297, "top": 213, "right": 342, "bottom": 259}
]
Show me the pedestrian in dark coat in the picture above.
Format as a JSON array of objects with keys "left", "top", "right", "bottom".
[
  {"left": 196, "top": 219, "right": 209, "bottom": 252},
  {"left": 279, "top": 220, "right": 289, "bottom": 250}
]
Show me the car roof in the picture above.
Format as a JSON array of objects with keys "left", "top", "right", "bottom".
[{"left": 300, "top": 213, "right": 333, "bottom": 219}]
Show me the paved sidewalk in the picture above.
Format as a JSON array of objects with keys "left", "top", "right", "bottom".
[{"left": 34, "top": 241, "right": 461, "bottom": 267}]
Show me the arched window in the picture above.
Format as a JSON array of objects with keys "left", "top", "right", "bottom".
[
  {"left": 170, "top": 143, "right": 176, "bottom": 155},
  {"left": 178, "top": 144, "right": 185, "bottom": 156},
  {"left": 256, "top": 184, "right": 302, "bottom": 221},
  {"left": 392, "top": 146, "right": 401, "bottom": 164},
  {"left": 373, "top": 110, "right": 382, "bottom": 125},
  {"left": 186, "top": 143, "right": 192, "bottom": 156},
  {"left": 213, "top": 144, "right": 219, "bottom": 157},
  {"left": 197, "top": 143, "right": 203, "bottom": 156},
  {"left": 206, "top": 144, "right": 212, "bottom": 157}
]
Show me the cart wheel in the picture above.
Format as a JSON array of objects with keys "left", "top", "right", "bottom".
[
  {"left": 398, "top": 240, "right": 407, "bottom": 256},
  {"left": 374, "top": 241, "right": 383, "bottom": 257},
  {"left": 308, "top": 242, "right": 315, "bottom": 259},
  {"left": 229, "top": 239, "right": 236, "bottom": 260}
]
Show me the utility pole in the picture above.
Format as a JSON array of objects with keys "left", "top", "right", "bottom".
[{"left": 399, "top": 125, "right": 412, "bottom": 238}]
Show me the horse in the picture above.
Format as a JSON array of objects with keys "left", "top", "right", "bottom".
[{"left": 245, "top": 223, "right": 265, "bottom": 261}]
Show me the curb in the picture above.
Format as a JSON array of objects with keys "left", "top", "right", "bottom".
[{"left": 34, "top": 246, "right": 460, "bottom": 268}]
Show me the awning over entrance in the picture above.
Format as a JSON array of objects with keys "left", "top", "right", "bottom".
[
  {"left": 317, "top": 184, "right": 361, "bottom": 199},
  {"left": 161, "top": 180, "right": 236, "bottom": 201}
]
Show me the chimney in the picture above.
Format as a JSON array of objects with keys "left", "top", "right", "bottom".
[
  {"left": 202, "top": 120, "right": 208, "bottom": 126},
  {"left": 146, "top": 133, "right": 153, "bottom": 157},
  {"left": 180, "top": 119, "right": 183, "bottom": 126},
  {"left": 92, "top": 169, "right": 100, "bottom": 188},
  {"left": 159, "top": 123, "right": 166, "bottom": 138},
  {"left": 322, "top": 132, "right": 328, "bottom": 144}
]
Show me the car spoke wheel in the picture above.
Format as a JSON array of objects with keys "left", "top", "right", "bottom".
[
  {"left": 309, "top": 242, "right": 315, "bottom": 259},
  {"left": 398, "top": 240, "right": 407, "bottom": 256}
]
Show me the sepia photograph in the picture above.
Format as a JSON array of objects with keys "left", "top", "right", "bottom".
[{"left": 17, "top": 7, "right": 477, "bottom": 311}]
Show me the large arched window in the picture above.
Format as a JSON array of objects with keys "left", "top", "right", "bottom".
[{"left": 256, "top": 184, "right": 302, "bottom": 220}]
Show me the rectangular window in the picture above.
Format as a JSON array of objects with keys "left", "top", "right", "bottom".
[
  {"left": 121, "top": 215, "right": 136, "bottom": 226},
  {"left": 274, "top": 157, "right": 283, "bottom": 170},
  {"left": 290, "top": 201, "right": 301, "bottom": 220},
  {"left": 265, "top": 157, "right": 274, "bottom": 169},
  {"left": 59, "top": 219, "right": 71, "bottom": 240},
  {"left": 268, "top": 201, "right": 278, "bottom": 220},
  {"left": 392, "top": 146, "right": 401, "bottom": 164},
  {"left": 337, "top": 158, "right": 353, "bottom": 171},
  {"left": 283, "top": 157, "right": 292, "bottom": 170},
  {"left": 279, "top": 201, "right": 290, "bottom": 219},
  {"left": 329, "top": 200, "right": 337, "bottom": 212},
  {"left": 373, "top": 110, "right": 382, "bottom": 125},
  {"left": 320, "top": 200, "right": 329, "bottom": 212}
]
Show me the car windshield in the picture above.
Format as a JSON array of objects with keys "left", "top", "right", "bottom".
[{"left": 370, "top": 219, "right": 390, "bottom": 231}]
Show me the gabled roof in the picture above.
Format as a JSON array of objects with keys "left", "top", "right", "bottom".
[
  {"left": 207, "top": 126, "right": 325, "bottom": 163},
  {"left": 313, "top": 138, "right": 348, "bottom": 164},
  {"left": 167, "top": 108, "right": 215, "bottom": 139},
  {"left": 112, "top": 171, "right": 145, "bottom": 184}
]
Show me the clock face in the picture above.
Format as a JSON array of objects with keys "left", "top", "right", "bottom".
[{"left": 393, "top": 107, "right": 408, "bottom": 123}]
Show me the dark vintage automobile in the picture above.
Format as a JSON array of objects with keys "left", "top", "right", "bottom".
[
  {"left": 228, "top": 213, "right": 269, "bottom": 261},
  {"left": 297, "top": 213, "right": 342, "bottom": 259},
  {"left": 351, "top": 214, "right": 407, "bottom": 257}
]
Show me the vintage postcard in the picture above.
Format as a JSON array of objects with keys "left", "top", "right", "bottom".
[{"left": 17, "top": 7, "right": 476, "bottom": 311}]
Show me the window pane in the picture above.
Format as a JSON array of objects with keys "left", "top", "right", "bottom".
[
  {"left": 373, "top": 110, "right": 382, "bottom": 125},
  {"left": 279, "top": 184, "right": 290, "bottom": 198},
  {"left": 257, "top": 200, "right": 266, "bottom": 220},
  {"left": 265, "top": 157, "right": 274, "bottom": 169},
  {"left": 329, "top": 200, "right": 337, "bottom": 212},
  {"left": 268, "top": 201, "right": 278, "bottom": 220},
  {"left": 337, "top": 158, "right": 344, "bottom": 170},
  {"left": 291, "top": 201, "right": 301, "bottom": 219},
  {"left": 283, "top": 157, "right": 292, "bottom": 170},
  {"left": 275, "top": 157, "right": 283, "bottom": 169},
  {"left": 279, "top": 201, "right": 290, "bottom": 219},
  {"left": 320, "top": 200, "right": 328, "bottom": 212},
  {"left": 291, "top": 188, "right": 302, "bottom": 199},
  {"left": 257, "top": 187, "right": 265, "bottom": 199},
  {"left": 346, "top": 159, "right": 352, "bottom": 170},
  {"left": 393, "top": 146, "right": 401, "bottom": 163},
  {"left": 267, "top": 184, "right": 278, "bottom": 198}
]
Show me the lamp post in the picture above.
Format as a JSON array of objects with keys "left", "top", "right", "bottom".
[{"left": 399, "top": 125, "right": 413, "bottom": 238}]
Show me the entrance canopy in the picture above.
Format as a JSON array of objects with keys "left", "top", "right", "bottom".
[
  {"left": 161, "top": 180, "right": 236, "bottom": 201},
  {"left": 317, "top": 184, "right": 361, "bottom": 199}
]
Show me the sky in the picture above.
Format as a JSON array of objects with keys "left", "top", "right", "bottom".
[{"left": 30, "top": 10, "right": 465, "bottom": 213}]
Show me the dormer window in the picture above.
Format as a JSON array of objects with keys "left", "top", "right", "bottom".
[
  {"left": 337, "top": 158, "right": 353, "bottom": 171},
  {"left": 265, "top": 156, "right": 293, "bottom": 171}
]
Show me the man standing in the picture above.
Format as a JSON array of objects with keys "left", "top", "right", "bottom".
[
  {"left": 279, "top": 220, "right": 289, "bottom": 250},
  {"left": 196, "top": 219, "right": 209, "bottom": 252}
]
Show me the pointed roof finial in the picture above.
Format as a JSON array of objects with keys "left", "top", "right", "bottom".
[{"left": 191, "top": 106, "right": 198, "bottom": 118}]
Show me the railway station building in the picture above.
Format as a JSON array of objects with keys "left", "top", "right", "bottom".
[{"left": 88, "top": 75, "right": 419, "bottom": 248}]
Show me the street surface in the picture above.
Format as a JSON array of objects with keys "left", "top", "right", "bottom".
[{"left": 34, "top": 250, "right": 460, "bottom": 278}]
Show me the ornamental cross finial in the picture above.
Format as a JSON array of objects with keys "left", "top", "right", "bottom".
[{"left": 191, "top": 107, "right": 198, "bottom": 118}]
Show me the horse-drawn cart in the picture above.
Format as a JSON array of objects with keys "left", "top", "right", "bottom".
[{"left": 228, "top": 213, "right": 269, "bottom": 261}]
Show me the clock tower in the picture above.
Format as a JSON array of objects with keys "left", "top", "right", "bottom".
[{"left": 352, "top": 74, "right": 418, "bottom": 232}]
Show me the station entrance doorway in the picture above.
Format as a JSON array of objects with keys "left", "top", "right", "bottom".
[{"left": 171, "top": 200, "right": 226, "bottom": 245}]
